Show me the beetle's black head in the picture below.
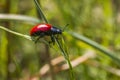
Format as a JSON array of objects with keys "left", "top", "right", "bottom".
[{"left": 51, "top": 27, "right": 62, "bottom": 34}]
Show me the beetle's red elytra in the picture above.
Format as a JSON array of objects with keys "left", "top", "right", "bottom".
[{"left": 30, "top": 24, "right": 52, "bottom": 36}]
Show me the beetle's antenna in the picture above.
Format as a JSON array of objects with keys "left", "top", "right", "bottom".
[
  {"left": 62, "top": 24, "right": 69, "bottom": 31},
  {"left": 34, "top": 0, "right": 48, "bottom": 23}
]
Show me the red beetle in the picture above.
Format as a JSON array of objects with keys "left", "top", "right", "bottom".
[
  {"left": 30, "top": 23, "right": 62, "bottom": 43},
  {"left": 30, "top": 0, "right": 63, "bottom": 44}
]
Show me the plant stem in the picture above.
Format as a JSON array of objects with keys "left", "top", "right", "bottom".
[
  {"left": 4, "top": 0, "right": 11, "bottom": 79},
  {"left": 55, "top": 37, "right": 74, "bottom": 80},
  {"left": 45, "top": 45, "right": 56, "bottom": 80},
  {"left": 34, "top": 0, "right": 48, "bottom": 23},
  {"left": 0, "top": 26, "right": 31, "bottom": 40}
]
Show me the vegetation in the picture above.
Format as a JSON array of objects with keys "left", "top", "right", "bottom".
[{"left": 0, "top": 0, "right": 120, "bottom": 80}]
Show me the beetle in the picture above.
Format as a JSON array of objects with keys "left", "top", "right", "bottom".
[
  {"left": 30, "top": 0, "right": 68, "bottom": 44},
  {"left": 30, "top": 23, "right": 62, "bottom": 44}
]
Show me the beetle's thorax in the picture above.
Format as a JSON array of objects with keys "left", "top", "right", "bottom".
[{"left": 51, "top": 27, "right": 62, "bottom": 34}]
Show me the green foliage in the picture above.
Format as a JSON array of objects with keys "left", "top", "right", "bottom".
[{"left": 0, "top": 31, "right": 8, "bottom": 80}]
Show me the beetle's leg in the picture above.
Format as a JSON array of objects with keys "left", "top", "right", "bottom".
[
  {"left": 50, "top": 34, "right": 55, "bottom": 45},
  {"left": 35, "top": 36, "right": 41, "bottom": 43},
  {"left": 56, "top": 34, "right": 59, "bottom": 39},
  {"left": 35, "top": 33, "right": 45, "bottom": 43}
]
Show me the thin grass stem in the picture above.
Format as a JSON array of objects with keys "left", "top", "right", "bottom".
[
  {"left": 54, "top": 36, "right": 75, "bottom": 80},
  {"left": 0, "top": 26, "right": 31, "bottom": 40}
]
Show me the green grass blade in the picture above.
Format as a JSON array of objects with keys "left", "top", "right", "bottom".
[
  {"left": 34, "top": 0, "right": 48, "bottom": 23},
  {"left": 68, "top": 31, "right": 120, "bottom": 67},
  {"left": 54, "top": 36, "right": 75, "bottom": 80},
  {"left": 0, "top": 26, "right": 31, "bottom": 40}
]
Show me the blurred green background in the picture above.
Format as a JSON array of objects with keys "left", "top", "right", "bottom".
[{"left": 0, "top": 0, "right": 120, "bottom": 80}]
